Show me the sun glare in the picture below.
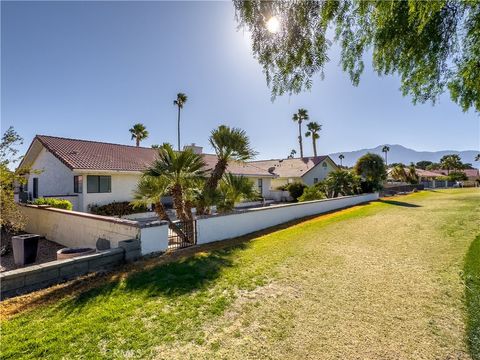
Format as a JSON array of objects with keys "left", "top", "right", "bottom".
[{"left": 266, "top": 16, "right": 280, "bottom": 34}]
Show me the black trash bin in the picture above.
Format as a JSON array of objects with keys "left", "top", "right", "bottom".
[{"left": 12, "top": 234, "right": 40, "bottom": 265}]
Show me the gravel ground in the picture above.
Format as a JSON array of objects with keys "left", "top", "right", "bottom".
[{"left": 0, "top": 238, "right": 65, "bottom": 272}]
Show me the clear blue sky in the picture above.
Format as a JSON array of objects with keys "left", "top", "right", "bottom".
[{"left": 2, "top": 1, "right": 479, "bottom": 160}]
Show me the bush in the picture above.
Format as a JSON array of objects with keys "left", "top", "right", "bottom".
[
  {"left": 298, "top": 186, "right": 326, "bottom": 202},
  {"left": 354, "top": 153, "right": 387, "bottom": 192},
  {"left": 89, "top": 201, "right": 148, "bottom": 217},
  {"left": 286, "top": 182, "right": 307, "bottom": 202},
  {"left": 275, "top": 184, "right": 288, "bottom": 191},
  {"left": 32, "top": 197, "right": 73, "bottom": 210},
  {"left": 446, "top": 171, "right": 468, "bottom": 181}
]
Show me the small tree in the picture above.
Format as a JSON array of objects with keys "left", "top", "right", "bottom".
[
  {"left": 338, "top": 154, "right": 345, "bottom": 167},
  {"left": 286, "top": 182, "right": 307, "bottom": 202},
  {"left": 0, "top": 127, "right": 28, "bottom": 255},
  {"left": 298, "top": 186, "right": 325, "bottom": 202},
  {"left": 322, "top": 170, "right": 361, "bottom": 198},
  {"left": 217, "top": 174, "right": 258, "bottom": 213},
  {"left": 354, "top": 153, "right": 387, "bottom": 192}
]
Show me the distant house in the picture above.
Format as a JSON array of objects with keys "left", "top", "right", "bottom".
[
  {"left": 18, "top": 135, "right": 275, "bottom": 212},
  {"left": 251, "top": 156, "right": 339, "bottom": 189}
]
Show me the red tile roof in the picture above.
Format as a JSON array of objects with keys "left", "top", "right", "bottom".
[
  {"left": 33, "top": 135, "right": 273, "bottom": 177},
  {"left": 251, "top": 156, "right": 335, "bottom": 178}
]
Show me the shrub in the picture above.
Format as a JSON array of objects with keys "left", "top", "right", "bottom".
[
  {"left": 286, "top": 182, "right": 307, "bottom": 202},
  {"left": 89, "top": 201, "right": 148, "bottom": 217},
  {"left": 275, "top": 184, "right": 288, "bottom": 191},
  {"left": 354, "top": 153, "right": 387, "bottom": 192},
  {"left": 322, "top": 170, "right": 361, "bottom": 198},
  {"left": 446, "top": 171, "right": 468, "bottom": 181},
  {"left": 298, "top": 186, "right": 326, "bottom": 202},
  {"left": 32, "top": 197, "right": 73, "bottom": 210}
]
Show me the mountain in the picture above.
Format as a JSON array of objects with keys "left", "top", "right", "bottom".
[{"left": 328, "top": 144, "right": 479, "bottom": 168}]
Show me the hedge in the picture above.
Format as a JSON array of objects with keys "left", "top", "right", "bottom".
[{"left": 32, "top": 197, "right": 73, "bottom": 210}]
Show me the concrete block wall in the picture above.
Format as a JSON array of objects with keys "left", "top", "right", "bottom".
[{"left": 0, "top": 239, "right": 141, "bottom": 300}]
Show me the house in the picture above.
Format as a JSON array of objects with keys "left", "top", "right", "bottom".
[
  {"left": 251, "top": 156, "right": 339, "bottom": 190},
  {"left": 18, "top": 135, "right": 275, "bottom": 212}
]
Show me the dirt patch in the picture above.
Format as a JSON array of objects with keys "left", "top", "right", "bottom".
[{"left": 0, "top": 238, "right": 64, "bottom": 272}]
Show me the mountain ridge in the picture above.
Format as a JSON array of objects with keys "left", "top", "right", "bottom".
[{"left": 328, "top": 144, "right": 479, "bottom": 168}]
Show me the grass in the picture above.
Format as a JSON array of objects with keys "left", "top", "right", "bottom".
[
  {"left": 1, "top": 188, "right": 479, "bottom": 359},
  {"left": 465, "top": 235, "right": 480, "bottom": 359}
]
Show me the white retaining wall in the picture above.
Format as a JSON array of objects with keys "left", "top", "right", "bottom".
[
  {"left": 139, "top": 225, "right": 169, "bottom": 255},
  {"left": 20, "top": 205, "right": 140, "bottom": 249},
  {"left": 197, "top": 193, "right": 378, "bottom": 245}
]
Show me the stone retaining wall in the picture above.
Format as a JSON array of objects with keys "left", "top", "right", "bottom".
[{"left": 0, "top": 239, "right": 141, "bottom": 300}]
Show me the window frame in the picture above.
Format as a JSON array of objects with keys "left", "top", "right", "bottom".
[
  {"left": 74, "top": 175, "right": 83, "bottom": 194},
  {"left": 86, "top": 175, "right": 111, "bottom": 193}
]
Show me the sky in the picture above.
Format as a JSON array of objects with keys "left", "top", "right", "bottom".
[{"left": 2, "top": 1, "right": 479, "bottom": 161}]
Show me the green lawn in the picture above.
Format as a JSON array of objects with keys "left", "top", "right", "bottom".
[{"left": 1, "top": 189, "right": 479, "bottom": 359}]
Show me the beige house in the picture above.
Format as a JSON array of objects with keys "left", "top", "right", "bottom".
[
  {"left": 251, "top": 156, "right": 339, "bottom": 190},
  {"left": 18, "top": 135, "right": 275, "bottom": 212}
]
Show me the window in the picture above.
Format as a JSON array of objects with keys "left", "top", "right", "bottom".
[
  {"left": 74, "top": 175, "right": 83, "bottom": 193},
  {"left": 33, "top": 178, "right": 39, "bottom": 198},
  {"left": 257, "top": 179, "right": 263, "bottom": 194},
  {"left": 313, "top": 178, "right": 319, "bottom": 184},
  {"left": 87, "top": 175, "right": 111, "bottom": 193},
  {"left": 322, "top": 162, "right": 328, "bottom": 168}
]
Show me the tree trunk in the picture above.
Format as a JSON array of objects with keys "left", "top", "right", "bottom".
[
  {"left": 171, "top": 183, "right": 188, "bottom": 222},
  {"left": 153, "top": 201, "right": 188, "bottom": 242},
  {"left": 313, "top": 137, "right": 317, "bottom": 157},
  {"left": 196, "top": 158, "right": 228, "bottom": 215},
  {"left": 136, "top": 138, "right": 140, "bottom": 147},
  {"left": 298, "top": 122, "right": 303, "bottom": 158},
  {"left": 177, "top": 106, "right": 181, "bottom": 151}
]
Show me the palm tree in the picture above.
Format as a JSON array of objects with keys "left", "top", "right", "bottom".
[
  {"left": 288, "top": 149, "right": 296, "bottom": 159},
  {"left": 382, "top": 145, "right": 390, "bottom": 166},
  {"left": 475, "top": 154, "right": 480, "bottom": 162},
  {"left": 339, "top": 154, "right": 345, "bottom": 167},
  {"left": 217, "top": 174, "right": 258, "bottom": 213},
  {"left": 292, "top": 109, "right": 309, "bottom": 158},
  {"left": 129, "top": 123, "right": 149, "bottom": 147},
  {"left": 132, "top": 175, "right": 173, "bottom": 226},
  {"left": 145, "top": 143, "right": 206, "bottom": 223},
  {"left": 173, "top": 93, "right": 188, "bottom": 151},
  {"left": 305, "top": 121, "right": 321, "bottom": 156},
  {"left": 196, "top": 125, "right": 257, "bottom": 215}
]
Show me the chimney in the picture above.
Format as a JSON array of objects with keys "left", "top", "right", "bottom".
[{"left": 183, "top": 143, "right": 203, "bottom": 154}]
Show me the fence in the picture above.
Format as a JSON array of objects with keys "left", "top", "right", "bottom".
[{"left": 382, "top": 184, "right": 424, "bottom": 196}]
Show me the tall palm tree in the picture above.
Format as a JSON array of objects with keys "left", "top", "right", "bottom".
[
  {"left": 475, "top": 154, "right": 480, "bottom": 162},
  {"left": 292, "top": 108, "right": 309, "bottom": 158},
  {"left": 339, "top": 154, "right": 345, "bottom": 167},
  {"left": 129, "top": 123, "right": 149, "bottom": 147},
  {"left": 145, "top": 143, "right": 206, "bottom": 222},
  {"left": 305, "top": 121, "right": 321, "bottom": 156},
  {"left": 288, "top": 149, "right": 296, "bottom": 159},
  {"left": 382, "top": 145, "right": 390, "bottom": 166},
  {"left": 173, "top": 93, "right": 188, "bottom": 151},
  {"left": 196, "top": 125, "right": 257, "bottom": 215}
]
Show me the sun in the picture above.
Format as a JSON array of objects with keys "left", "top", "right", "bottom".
[{"left": 266, "top": 16, "right": 280, "bottom": 34}]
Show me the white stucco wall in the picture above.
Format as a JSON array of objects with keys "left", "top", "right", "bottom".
[
  {"left": 197, "top": 193, "right": 378, "bottom": 245},
  {"left": 20, "top": 205, "right": 140, "bottom": 249},
  {"left": 249, "top": 177, "right": 273, "bottom": 198},
  {"left": 139, "top": 225, "right": 169, "bottom": 255},
  {"left": 302, "top": 159, "right": 338, "bottom": 185},
  {"left": 80, "top": 172, "right": 141, "bottom": 212},
  {"left": 26, "top": 148, "right": 75, "bottom": 197}
]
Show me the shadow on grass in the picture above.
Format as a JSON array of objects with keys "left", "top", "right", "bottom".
[
  {"left": 3, "top": 200, "right": 375, "bottom": 318},
  {"left": 65, "top": 244, "right": 247, "bottom": 311},
  {"left": 378, "top": 199, "right": 421, "bottom": 208},
  {"left": 464, "top": 235, "right": 480, "bottom": 360}
]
